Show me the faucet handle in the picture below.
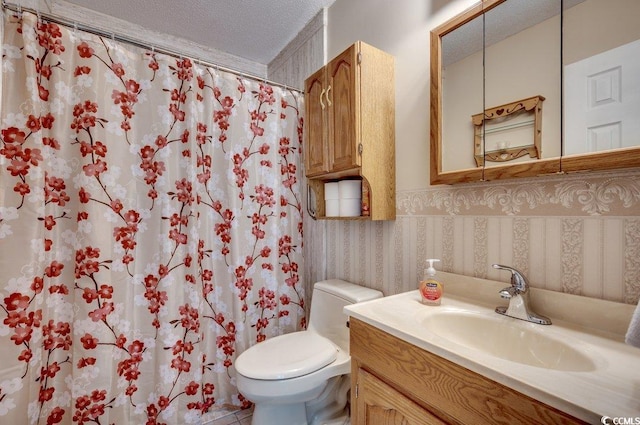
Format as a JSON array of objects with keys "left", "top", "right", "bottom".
[{"left": 492, "top": 264, "right": 528, "bottom": 293}]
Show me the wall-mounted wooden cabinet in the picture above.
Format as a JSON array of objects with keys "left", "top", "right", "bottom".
[
  {"left": 304, "top": 41, "right": 395, "bottom": 221},
  {"left": 350, "top": 318, "right": 586, "bottom": 425}
]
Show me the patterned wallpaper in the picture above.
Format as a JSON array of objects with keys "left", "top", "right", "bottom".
[{"left": 319, "top": 169, "right": 640, "bottom": 305}]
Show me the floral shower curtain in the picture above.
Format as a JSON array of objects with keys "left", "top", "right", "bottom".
[{"left": 0, "top": 10, "right": 305, "bottom": 425}]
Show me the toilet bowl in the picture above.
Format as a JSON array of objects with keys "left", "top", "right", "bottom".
[{"left": 235, "top": 279, "right": 383, "bottom": 425}]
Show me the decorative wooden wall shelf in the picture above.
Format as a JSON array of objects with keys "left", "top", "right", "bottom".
[{"left": 473, "top": 95, "right": 544, "bottom": 167}]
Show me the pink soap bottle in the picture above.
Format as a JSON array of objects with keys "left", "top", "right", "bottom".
[{"left": 419, "top": 259, "right": 443, "bottom": 306}]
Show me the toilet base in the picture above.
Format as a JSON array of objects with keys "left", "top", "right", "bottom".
[
  {"left": 307, "top": 375, "right": 350, "bottom": 425},
  {"left": 251, "top": 402, "right": 308, "bottom": 425},
  {"left": 250, "top": 403, "right": 349, "bottom": 425},
  {"left": 321, "top": 416, "right": 350, "bottom": 425},
  {"left": 248, "top": 375, "right": 350, "bottom": 425}
]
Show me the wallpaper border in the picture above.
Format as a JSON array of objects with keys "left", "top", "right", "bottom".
[{"left": 397, "top": 169, "right": 640, "bottom": 217}]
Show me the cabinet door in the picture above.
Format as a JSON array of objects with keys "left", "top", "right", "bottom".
[
  {"left": 327, "top": 45, "right": 360, "bottom": 172},
  {"left": 355, "top": 368, "right": 446, "bottom": 425},
  {"left": 304, "top": 67, "right": 329, "bottom": 176}
]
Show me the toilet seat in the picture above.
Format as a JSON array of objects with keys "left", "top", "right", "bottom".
[{"left": 236, "top": 331, "right": 337, "bottom": 380}]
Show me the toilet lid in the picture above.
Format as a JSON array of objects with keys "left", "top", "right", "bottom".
[{"left": 235, "top": 331, "right": 338, "bottom": 380}]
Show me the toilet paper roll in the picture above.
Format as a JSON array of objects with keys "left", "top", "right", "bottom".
[
  {"left": 324, "top": 182, "right": 339, "bottom": 200},
  {"left": 338, "top": 180, "right": 362, "bottom": 199},
  {"left": 325, "top": 199, "right": 340, "bottom": 217},
  {"left": 339, "top": 198, "right": 361, "bottom": 217},
  {"left": 338, "top": 180, "right": 361, "bottom": 199}
]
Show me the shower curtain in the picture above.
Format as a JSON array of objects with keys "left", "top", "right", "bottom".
[{"left": 0, "top": 10, "right": 305, "bottom": 425}]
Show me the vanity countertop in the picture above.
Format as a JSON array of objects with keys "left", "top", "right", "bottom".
[{"left": 344, "top": 272, "right": 640, "bottom": 423}]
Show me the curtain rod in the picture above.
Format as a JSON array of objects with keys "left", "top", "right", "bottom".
[{"left": 1, "top": 1, "right": 303, "bottom": 93}]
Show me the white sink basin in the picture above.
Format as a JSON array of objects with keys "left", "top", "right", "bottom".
[{"left": 420, "top": 310, "right": 597, "bottom": 372}]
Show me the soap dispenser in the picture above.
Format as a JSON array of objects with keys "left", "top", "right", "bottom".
[{"left": 419, "top": 259, "right": 443, "bottom": 305}]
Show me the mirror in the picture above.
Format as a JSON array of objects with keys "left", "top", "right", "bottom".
[
  {"left": 438, "top": 7, "right": 484, "bottom": 179},
  {"left": 431, "top": 2, "right": 484, "bottom": 183},
  {"left": 431, "top": 0, "right": 640, "bottom": 185},
  {"left": 482, "top": 0, "right": 561, "bottom": 180},
  {"left": 561, "top": 0, "right": 640, "bottom": 172}
]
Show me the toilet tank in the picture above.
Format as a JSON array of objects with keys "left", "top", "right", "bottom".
[{"left": 308, "top": 279, "right": 383, "bottom": 353}]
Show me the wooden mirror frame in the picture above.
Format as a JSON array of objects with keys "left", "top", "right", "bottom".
[{"left": 430, "top": 0, "right": 640, "bottom": 185}]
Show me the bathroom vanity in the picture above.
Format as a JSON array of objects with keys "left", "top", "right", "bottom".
[
  {"left": 350, "top": 318, "right": 582, "bottom": 424},
  {"left": 345, "top": 273, "right": 639, "bottom": 424}
]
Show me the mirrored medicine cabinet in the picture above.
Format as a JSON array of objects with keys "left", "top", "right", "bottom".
[{"left": 430, "top": 0, "right": 640, "bottom": 185}]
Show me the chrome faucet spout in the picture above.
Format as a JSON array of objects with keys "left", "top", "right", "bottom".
[
  {"left": 492, "top": 264, "right": 551, "bottom": 325},
  {"left": 499, "top": 286, "right": 515, "bottom": 299}
]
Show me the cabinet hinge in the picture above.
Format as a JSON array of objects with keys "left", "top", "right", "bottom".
[
  {"left": 357, "top": 52, "right": 362, "bottom": 64},
  {"left": 358, "top": 143, "right": 363, "bottom": 155}
]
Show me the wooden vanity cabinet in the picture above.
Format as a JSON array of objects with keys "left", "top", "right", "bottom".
[
  {"left": 304, "top": 41, "right": 395, "bottom": 220},
  {"left": 356, "top": 367, "right": 446, "bottom": 425},
  {"left": 349, "top": 318, "right": 587, "bottom": 425}
]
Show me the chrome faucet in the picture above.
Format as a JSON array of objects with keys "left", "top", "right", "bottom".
[{"left": 492, "top": 264, "right": 551, "bottom": 325}]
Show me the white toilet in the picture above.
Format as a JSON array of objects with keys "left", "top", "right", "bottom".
[{"left": 235, "top": 279, "right": 383, "bottom": 425}]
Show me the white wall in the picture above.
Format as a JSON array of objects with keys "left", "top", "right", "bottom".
[{"left": 327, "top": 0, "right": 477, "bottom": 191}]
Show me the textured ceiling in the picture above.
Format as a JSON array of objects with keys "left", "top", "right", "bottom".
[{"left": 63, "top": 0, "right": 336, "bottom": 64}]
